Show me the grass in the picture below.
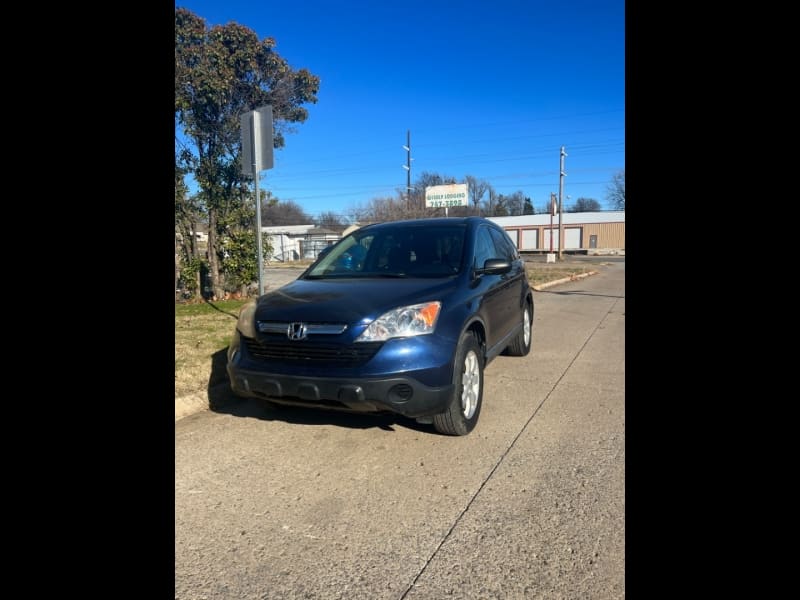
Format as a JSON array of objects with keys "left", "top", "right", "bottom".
[
  {"left": 175, "top": 299, "right": 248, "bottom": 398},
  {"left": 524, "top": 262, "right": 596, "bottom": 287},
  {"left": 174, "top": 261, "right": 600, "bottom": 399}
]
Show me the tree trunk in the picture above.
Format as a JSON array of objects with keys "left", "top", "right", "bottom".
[
  {"left": 175, "top": 231, "right": 180, "bottom": 301},
  {"left": 207, "top": 209, "right": 224, "bottom": 300}
]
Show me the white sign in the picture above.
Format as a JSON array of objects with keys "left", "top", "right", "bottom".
[
  {"left": 425, "top": 183, "right": 468, "bottom": 208},
  {"left": 240, "top": 106, "right": 274, "bottom": 176}
]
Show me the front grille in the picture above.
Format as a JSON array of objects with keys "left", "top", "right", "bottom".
[{"left": 243, "top": 337, "right": 382, "bottom": 367}]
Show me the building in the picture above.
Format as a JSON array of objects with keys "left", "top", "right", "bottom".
[
  {"left": 261, "top": 225, "right": 342, "bottom": 261},
  {"left": 489, "top": 211, "right": 625, "bottom": 254}
]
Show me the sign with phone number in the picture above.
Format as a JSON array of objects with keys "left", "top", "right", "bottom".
[
  {"left": 425, "top": 183, "right": 469, "bottom": 208},
  {"left": 428, "top": 199, "right": 465, "bottom": 208}
]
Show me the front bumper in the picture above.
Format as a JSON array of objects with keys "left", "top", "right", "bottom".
[{"left": 226, "top": 365, "right": 454, "bottom": 418}]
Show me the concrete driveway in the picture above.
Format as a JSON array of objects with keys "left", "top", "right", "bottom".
[{"left": 176, "top": 260, "right": 625, "bottom": 599}]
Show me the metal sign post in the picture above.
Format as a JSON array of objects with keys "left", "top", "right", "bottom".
[{"left": 241, "top": 106, "right": 274, "bottom": 296}]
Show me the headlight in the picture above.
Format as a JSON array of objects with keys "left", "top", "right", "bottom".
[
  {"left": 236, "top": 300, "right": 258, "bottom": 339},
  {"left": 356, "top": 301, "right": 441, "bottom": 342}
]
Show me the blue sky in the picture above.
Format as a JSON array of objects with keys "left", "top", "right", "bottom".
[{"left": 176, "top": 0, "right": 624, "bottom": 219}]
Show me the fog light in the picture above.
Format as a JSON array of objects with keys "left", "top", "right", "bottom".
[{"left": 387, "top": 384, "right": 413, "bottom": 404}]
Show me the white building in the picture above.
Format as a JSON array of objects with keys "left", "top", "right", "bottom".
[{"left": 262, "top": 225, "right": 341, "bottom": 261}]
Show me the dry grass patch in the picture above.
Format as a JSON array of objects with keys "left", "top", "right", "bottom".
[
  {"left": 524, "top": 261, "right": 598, "bottom": 287},
  {"left": 175, "top": 299, "right": 247, "bottom": 398}
]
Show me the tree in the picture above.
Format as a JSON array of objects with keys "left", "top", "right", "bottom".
[
  {"left": 353, "top": 195, "right": 408, "bottom": 223},
  {"left": 606, "top": 170, "right": 625, "bottom": 210},
  {"left": 568, "top": 197, "right": 602, "bottom": 212},
  {"left": 501, "top": 191, "right": 528, "bottom": 216},
  {"left": 220, "top": 189, "right": 272, "bottom": 295},
  {"left": 315, "top": 211, "right": 348, "bottom": 233},
  {"left": 354, "top": 172, "right": 490, "bottom": 222},
  {"left": 175, "top": 158, "right": 206, "bottom": 298},
  {"left": 175, "top": 8, "right": 320, "bottom": 299},
  {"left": 465, "top": 175, "right": 490, "bottom": 216},
  {"left": 410, "top": 171, "right": 457, "bottom": 215},
  {"left": 523, "top": 197, "right": 534, "bottom": 215},
  {"left": 482, "top": 189, "right": 499, "bottom": 216},
  {"left": 490, "top": 194, "right": 509, "bottom": 216},
  {"left": 262, "top": 199, "right": 312, "bottom": 226}
]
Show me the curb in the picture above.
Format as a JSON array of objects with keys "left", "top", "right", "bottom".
[
  {"left": 175, "top": 382, "right": 236, "bottom": 422},
  {"left": 532, "top": 270, "right": 597, "bottom": 291}
]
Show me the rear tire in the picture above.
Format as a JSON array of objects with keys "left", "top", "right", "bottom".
[
  {"left": 504, "top": 299, "right": 532, "bottom": 357},
  {"left": 433, "top": 331, "right": 483, "bottom": 436}
]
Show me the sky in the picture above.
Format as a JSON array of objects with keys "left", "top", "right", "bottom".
[{"left": 176, "top": 0, "right": 625, "bottom": 220}]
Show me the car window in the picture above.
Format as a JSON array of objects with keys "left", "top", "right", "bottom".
[
  {"left": 306, "top": 225, "right": 465, "bottom": 278},
  {"left": 307, "top": 234, "right": 375, "bottom": 277},
  {"left": 488, "top": 227, "right": 517, "bottom": 261},
  {"left": 474, "top": 226, "right": 497, "bottom": 268}
]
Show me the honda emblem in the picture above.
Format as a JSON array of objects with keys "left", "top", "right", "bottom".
[{"left": 287, "top": 322, "right": 308, "bottom": 340}]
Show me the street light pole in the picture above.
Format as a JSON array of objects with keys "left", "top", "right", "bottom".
[
  {"left": 557, "top": 146, "right": 567, "bottom": 261},
  {"left": 402, "top": 130, "right": 412, "bottom": 211}
]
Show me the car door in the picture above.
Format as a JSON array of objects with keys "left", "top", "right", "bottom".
[
  {"left": 488, "top": 225, "right": 526, "bottom": 341},
  {"left": 473, "top": 224, "right": 512, "bottom": 353}
]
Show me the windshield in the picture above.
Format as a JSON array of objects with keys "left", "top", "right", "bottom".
[{"left": 305, "top": 224, "right": 466, "bottom": 279}]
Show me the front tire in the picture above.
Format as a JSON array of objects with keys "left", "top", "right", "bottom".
[
  {"left": 504, "top": 299, "right": 532, "bottom": 357},
  {"left": 433, "top": 331, "right": 483, "bottom": 436}
]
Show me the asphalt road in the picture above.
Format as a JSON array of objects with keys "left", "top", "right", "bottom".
[{"left": 175, "top": 260, "right": 625, "bottom": 599}]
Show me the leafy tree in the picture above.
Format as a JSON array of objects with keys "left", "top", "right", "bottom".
[
  {"left": 606, "top": 170, "right": 625, "bottom": 210},
  {"left": 175, "top": 159, "right": 206, "bottom": 298},
  {"left": 220, "top": 189, "right": 272, "bottom": 295},
  {"left": 568, "top": 197, "right": 602, "bottom": 212},
  {"left": 175, "top": 8, "right": 320, "bottom": 299}
]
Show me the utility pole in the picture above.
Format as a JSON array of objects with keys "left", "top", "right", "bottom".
[
  {"left": 558, "top": 146, "right": 567, "bottom": 260},
  {"left": 402, "top": 130, "right": 412, "bottom": 210}
]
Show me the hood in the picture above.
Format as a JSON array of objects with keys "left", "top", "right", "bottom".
[{"left": 254, "top": 277, "right": 458, "bottom": 323}]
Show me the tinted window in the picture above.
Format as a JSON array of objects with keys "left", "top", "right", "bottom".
[
  {"left": 307, "top": 224, "right": 466, "bottom": 278},
  {"left": 474, "top": 226, "right": 497, "bottom": 268},
  {"left": 488, "top": 227, "right": 517, "bottom": 261}
]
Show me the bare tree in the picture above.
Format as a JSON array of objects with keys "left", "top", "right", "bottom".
[
  {"left": 503, "top": 191, "right": 528, "bottom": 216},
  {"left": 568, "top": 197, "right": 602, "bottom": 212},
  {"left": 262, "top": 199, "right": 312, "bottom": 226},
  {"left": 465, "top": 175, "right": 490, "bottom": 216},
  {"left": 523, "top": 197, "right": 534, "bottom": 214},
  {"left": 353, "top": 196, "right": 409, "bottom": 223},
  {"left": 606, "top": 170, "right": 625, "bottom": 210},
  {"left": 315, "top": 211, "right": 348, "bottom": 233}
]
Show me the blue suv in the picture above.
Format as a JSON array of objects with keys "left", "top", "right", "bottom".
[{"left": 227, "top": 217, "right": 533, "bottom": 435}]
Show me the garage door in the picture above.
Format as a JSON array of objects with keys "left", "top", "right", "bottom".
[
  {"left": 521, "top": 229, "right": 538, "bottom": 250},
  {"left": 565, "top": 227, "right": 582, "bottom": 249},
  {"left": 543, "top": 229, "right": 557, "bottom": 250},
  {"left": 544, "top": 227, "right": 582, "bottom": 250}
]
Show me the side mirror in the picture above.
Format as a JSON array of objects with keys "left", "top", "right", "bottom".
[{"left": 476, "top": 258, "right": 511, "bottom": 275}]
